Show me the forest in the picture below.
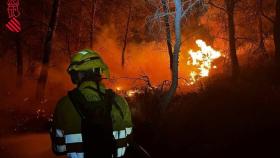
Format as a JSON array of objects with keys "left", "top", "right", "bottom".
[{"left": 0, "top": 0, "right": 280, "bottom": 157}]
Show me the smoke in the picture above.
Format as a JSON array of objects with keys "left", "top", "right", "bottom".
[
  {"left": 91, "top": 24, "right": 206, "bottom": 90},
  {"left": 92, "top": 24, "right": 171, "bottom": 89}
]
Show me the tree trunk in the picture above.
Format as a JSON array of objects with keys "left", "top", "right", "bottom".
[
  {"left": 225, "top": 0, "right": 240, "bottom": 78},
  {"left": 161, "top": 0, "right": 173, "bottom": 70},
  {"left": 257, "top": 0, "right": 266, "bottom": 52},
  {"left": 121, "top": 2, "right": 132, "bottom": 68},
  {"left": 36, "top": 0, "right": 61, "bottom": 99},
  {"left": 274, "top": 0, "right": 280, "bottom": 64},
  {"left": 161, "top": 0, "right": 181, "bottom": 111},
  {"left": 15, "top": 34, "right": 23, "bottom": 87},
  {"left": 77, "top": 0, "right": 83, "bottom": 50},
  {"left": 90, "top": 0, "right": 97, "bottom": 48},
  {"left": 66, "top": 14, "right": 73, "bottom": 61}
]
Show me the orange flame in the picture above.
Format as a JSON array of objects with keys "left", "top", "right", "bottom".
[{"left": 187, "top": 39, "right": 221, "bottom": 85}]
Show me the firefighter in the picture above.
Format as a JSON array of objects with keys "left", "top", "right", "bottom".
[{"left": 50, "top": 49, "right": 133, "bottom": 158}]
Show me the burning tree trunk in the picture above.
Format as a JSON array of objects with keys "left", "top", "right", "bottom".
[
  {"left": 36, "top": 0, "right": 61, "bottom": 99},
  {"left": 225, "top": 0, "right": 240, "bottom": 78},
  {"left": 161, "top": 0, "right": 173, "bottom": 70},
  {"left": 274, "top": 0, "right": 280, "bottom": 64},
  {"left": 15, "top": 34, "right": 23, "bottom": 87},
  {"left": 161, "top": 0, "right": 182, "bottom": 110},
  {"left": 121, "top": 2, "right": 132, "bottom": 67}
]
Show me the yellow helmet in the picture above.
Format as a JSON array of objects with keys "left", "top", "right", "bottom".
[{"left": 68, "top": 49, "right": 110, "bottom": 79}]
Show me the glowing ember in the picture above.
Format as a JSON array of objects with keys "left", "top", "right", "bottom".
[
  {"left": 126, "top": 89, "right": 143, "bottom": 97},
  {"left": 127, "top": 90, "right": 135, "bottom": 97},
  {"left": 187, "top": 39, "right": 221, "bottom": 85},
  {"left": 114, "top": 86, "right": 143, "bottom": 97}
]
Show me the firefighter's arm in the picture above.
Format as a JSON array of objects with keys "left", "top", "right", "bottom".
[
  {"left": 50, "top": 97, "right": 67, "bottom": 155},
  {"left": 117, "top": 96, "right": 134, "bottom": 141}
]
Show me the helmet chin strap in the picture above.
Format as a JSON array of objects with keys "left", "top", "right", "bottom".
[{"left": 95, "top": 80, "right": 101, "bottom": 95}]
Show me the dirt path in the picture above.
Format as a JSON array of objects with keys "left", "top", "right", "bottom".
[{"left": 0, "top": 133, "right": 66, "bottom": 158}]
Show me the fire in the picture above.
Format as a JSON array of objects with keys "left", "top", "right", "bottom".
[
  {"left": 115, "top": 86, "right": 143, "bottom": 97},
  {"left": 127, "top": 90, "right": 136, "bottom": 97},
  {"left": 187, "top": 39, "right": 221, "bottom": 85},
  {"left": 116, "top": 87, "right": 122, "bottom": 91}
]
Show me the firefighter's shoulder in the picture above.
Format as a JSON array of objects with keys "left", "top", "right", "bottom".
[
  {"left": 54, "top": 95, "right": 73, "bottom": 115},
  {"left": 114, "top": 94, "right": 129, "bottom": 108},
  {"left": 53, "top": 95, "right": 81, "bottom": 128}
]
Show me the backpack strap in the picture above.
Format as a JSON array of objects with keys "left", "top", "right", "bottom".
[{"left": 68, "top": 88, "right": 87, "bottom": 120}]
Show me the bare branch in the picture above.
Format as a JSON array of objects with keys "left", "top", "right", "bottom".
[
  {"left": 261, "top": 11, "right": 275, "bottom": 23},
  {"left": 109, "top": 75, "right": 158, "bottom": 90},
  {"left": 148, "top": 10, "right": 175, "bottom": 22},
  {"left": 207, "top": 0, "right": 226, "bottom": 12},
  {"left": 182, "top": 0, "right": 204, "bottom": 17},
  {"left": 215, "top": 36, "right": 229, "bottom": 41}
]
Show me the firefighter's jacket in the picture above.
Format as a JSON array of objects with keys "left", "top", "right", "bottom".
[{"left": 51, "top": 81, "right": 133, "bottom": 158}]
